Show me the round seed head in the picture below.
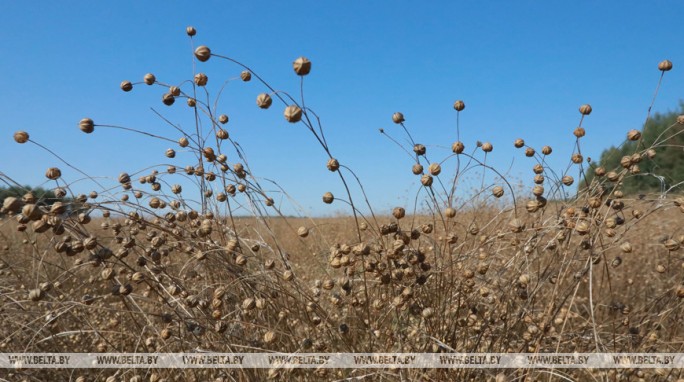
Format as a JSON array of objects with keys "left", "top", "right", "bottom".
[
  {"left": 572, "top": 127, "right": 587, "bottom": 139},
  {"left": 178, "top": 137, "right": 189, "bottom": 147},
  {"left": 297, "top": 226, "right": 309, "bottom": 238},
  {"left": 571, "top": 153, "right": 583, "bottom": 164},
  {"left": 413, "top": 144, "right": 426, "bottom": 156},
  {"left": 218, "top": 114, "right": 229, "bottom": 124},
  {"left": 579, "top": 104, "right": 592, "bottom": 115},
  {"left": 620, "top": 242, "right": 633, "bottom": 253},
  {"left": 194, "top": 46, "right": 211, "bottom": 62},
  {"left": 514, "top": 138, "right": 524, "bottom": 148},
  {"left": 453, "top": 100, "right": 465, "bottom": 111},
  {"left": 256, "top": 93, "right": 273, "bottom": 109},
  {"left": 428, "top": 163, "right": 441, "bottom": 176},
  {"left": 194, "top": 73, "right": 208, "bottom": 86},
  {"left": 627, "top": 129, "right": 641, "bottom": 141},
  {"left": 293, "top": 56, "right": 312, "bottom": 75},
  {"left": 525, "top": 147, "right": 535, "bottom": 157},
  {"left": 13, "top": 131, "right": 29, "bottom": 143},
  {"left": 326, "top": 158, "right": 340, "bottom": 172},
  {"left": 392, "top": 112, "right": 405, "bottom": 124},
  {"left": 508, "top": 218, "right": 525, "bottom": 233},
  {"left": 165, "top": 148, "right": 176, "bottom": 158},
  {"left": 282, "top": 270, "right": 294, "bottom": 281},
  {"left": 658, "top": 59, "right": 673, "bottom": 71},
  {"left": 444, "top": 207, "right": 456, "bottom": 218},
  {"left": 421, "top": 174, "right": 433, "bottom": 187},
  {"left": 120, "top": 80, "right": 133, "bottom": 92},
  {"left": 664, "top": 239, "right": 680, "bottom": 251},
  {"left": 677, "top": 115, "right": 684, "bottom": 124},
  {"left": 594, "top": 166, "right": 606, "bottom": 177},
  {"left": 162, "top": 93, "right": 175, "bottom": 106},
  {"left": 186, "top": 26, "right": 196, "bottom": 36},
  {"left": 284, "top": 105, "right": 303, "bottom": 123},
  {"left": 481, "top": 142, "right": 493, "bottom": 152},
  {"left": 216, "top": 129, "right": 229, "bottom": 140},
  {"left": 492, "top": 186, "right": 504, "bottom": 198},
  {"left": 322, "top": 192, "right": 334, "bottom": 204},
  {"left": 412, "top": 163, "right": 423, "bottom": 175},
  {"left": 45, "top": 167, "right": 61, "bottom": 180},
  {"left": 170, "top": 86, "right": 181, "bottom": 96},
  {"left": 533, "top": 174, "right": 544, "bottom": 184},
  {"left": 541, "top": 146, "right": 552, "bottom": 155},
  {"left": 452, "top": 141, "right": 465, "bottom": 154},
  {"left": 79, "top": 118, "right": 95, "bottom": 133},
  {"left": 532, "top": 185, "right": 544, "bottom": 197},
  {"left": 118, "top": 173, "right": 130, "bottom": 184},
  {"left": 143, "top": 73, "right": 156, "bottom": 85},
  {"left": 187, "top": 98, "right": 196, "bottom": 107},
  {"left": 264, "top": 330, "right": 277, "bottom": 344},
  {"left": 392, "top": 207, "right": 406, "bottom": 219},
  {"left": 240, "top": 70, "right": 252, "bottom": 81}
]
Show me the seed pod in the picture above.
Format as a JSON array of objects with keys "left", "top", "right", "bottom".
[
  {"left": 297, "top": 226, "right": 309, "bottom": 238},
  {"left": 407, "top": 145, "right": 425, "bottom": 158},
  {"left": 514, "top": 138, "right": 525, "bottom": 148},
  {"left": 658, "top": 59, "right": 673, "bottom": 71},
  {"left": 509, "top": 218, "right": 525, "bottom": 233},
  {"left": 322, "top": 192, "right": 334, "bottom": 204},
  {"left": 120, "top": 80, "right": 133, "bottom": 92},
  {"left": 218, "top": 114, "right": 229, "bottom": 124},
  {"left": 627, "top": 129, "right": 641, "bottom": 141},
  {"left": 481, "top": 142, "right": 493, "bottom": 152},
  {"left": 594, "top": 167, "right": 606, "bottom": 177},
  {"left": 194, "top": 46, "right": 211, "bottom": 62},
  {"left": 411, "top": 163, "right": 423, "bottom": 175},
  {"left": 579, "top": 104, "right": 592, "bottom": 115},
  {"left": 428, "top": 163, "right": 441, "bottom": 176},
  {"left": 186, "top": 26, "right": 196, "bottom": 36},
  {"left": 392, "top": 112, "right": 405, "bottom": 124},
  {"left": 492, "top": 186, "right": 504, "bottom": 198},
  {"left": 282, "top": 270, "right": 294, "bottom": 281},
  {"left": 293, "top": 56, "right": 312, "bottom": 75},
  {"left": 533, "top": 174, "right": 544, "bottom": 184},
  {"left": 13, "top": 131, "right": 29, "bottom": 143},
  {"left": 452, "top": 141, "right": 465, "bottom": 154},
  {"left": 620, "top": 242, "right": 632, "bottom": 253},
  {"left": 571, "top": 153, "right": 583, "bottom": 164},
  {"left": 45, "top": 167, "right": 61, "bottom": 180},
  {"left": 178, "top": 137, "right": 189, "bottom": 147},
  {"left": 162, "top": 93, "right": 175, "bottom": 106},
  {"left": 29, "top": 288, "right": 44, "bottom": 301},
  {"left": 421, "top": 174, "right": 433, "bottom": 187},
  {"left": 525, "top": 147, "right": 535, "bottom": 157},
  {"left": 532, "top": 185, "right": 544, "bottom": 197},
  {"left": 143, "top": 73, "right": 156, "bottom": 85},
  {"left": 79, "top": 118, "right": 95, "bottom": 134},
  {"left": 165, "top": 148, "right": 176, "bottom": 158},
  {"left": 444, "top": 207, "right": 456, "bottom": 218},
  {"left": 194, "top": 73, "right": 208, "bottom": 86},
  {"left": 216, "top": 129, "right": 229, "bottom": 140},
  {"left": 664, "top": 239, "right": 680, "bottom": 251},
  {"left": 326, "top": 158, "right": 339, "bottom": 171},
  {"left": 240, "top": 70, "right": 251, "bottom": 81},
  {"left": 392, "top": 207, "right": 405, "bottom": 219},
  {"left": 573, "top": 127, "right": 586, "bottom": 138},
  {"left": 541, "top": 146, "right": 552, "bottom": 155},
  {"left": 526, "top": 200, "right": 540, "bottom": 213},
  {"left": 256, "top": 93, "right": 273, "bottom": 109},
  {"left": 575, "top": 220, "right": 590, "bottom": 235}
]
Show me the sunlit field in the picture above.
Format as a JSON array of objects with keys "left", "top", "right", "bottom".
[{"left": 1, "top": 27, "right": 683, "bottom": 382}]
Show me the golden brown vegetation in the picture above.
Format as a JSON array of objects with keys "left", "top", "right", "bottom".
[{"left": 1, "top": 27, "right": 683, "bottom": 382}]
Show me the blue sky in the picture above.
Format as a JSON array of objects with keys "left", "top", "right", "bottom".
[{"left": 2, "top": 2, "right": 683, "bottom": 216}]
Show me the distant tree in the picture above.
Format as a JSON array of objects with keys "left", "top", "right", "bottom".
[
  {"left": 0, "top": 185, "right": 67, "bottom": 215},
  {"left": 584, "top": 103, "right": 684, "bottom": 194}
]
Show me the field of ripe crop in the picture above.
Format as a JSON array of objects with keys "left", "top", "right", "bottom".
[{"left": 1, "top": 27, "right": 683, "bottom": 382}]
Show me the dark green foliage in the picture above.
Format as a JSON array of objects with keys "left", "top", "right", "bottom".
[
  {"left": 0, "top": 185, "right": 63, "bottom": 212},
  {"left": 585, "top": 103, "right": 684, "bottom": 194}
]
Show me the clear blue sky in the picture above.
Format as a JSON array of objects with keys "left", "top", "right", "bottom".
[{"left": 2, "top": 1, "right": 683, "bottom": 216}]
